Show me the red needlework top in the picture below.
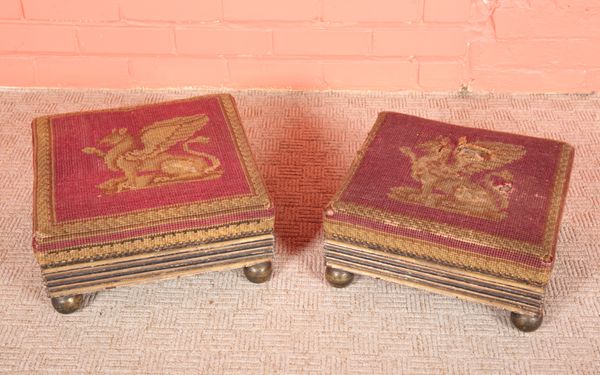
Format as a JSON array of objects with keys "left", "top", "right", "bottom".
[
  {"left": 328, "top": 112, "right": 573, "bottom": 261},
  {"left": 52, "top": 97, "right": 249, "bottom": 222},
  {"left": 33, "top": 94, "right": 272, "bottom": 243}
]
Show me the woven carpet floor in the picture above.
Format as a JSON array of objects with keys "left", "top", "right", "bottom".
[{"left": 1, "top": 88, "right": 599, "bottom": 374}]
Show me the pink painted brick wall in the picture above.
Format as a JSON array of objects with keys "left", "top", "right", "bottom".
[{"left": 0, "top": 0, "right": 599, "bottom": 92}]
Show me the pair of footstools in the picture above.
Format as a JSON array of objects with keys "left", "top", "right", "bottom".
[{"left": 32, "top": 94, "right": 573, "bottom": 332}]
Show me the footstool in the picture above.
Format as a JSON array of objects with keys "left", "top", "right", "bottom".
[
  {"left": 32, "top": 94, "right": 274, "bottom": 314},
  {"left": 323, "top": 112, "right": 573, "bottom": 332}
]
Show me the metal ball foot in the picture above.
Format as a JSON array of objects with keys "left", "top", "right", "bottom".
[
  {"left": 244, "top": 261, "right": 273, "bottom": 284},
  {"left": 510, "top": 312, "right": 543, "bottom": 332},
  {"left": 51, "top": 295, "right": 83, "bottom": 314},
  {"left": 325, "top": 266, "right": 354, "bottom": 288}
]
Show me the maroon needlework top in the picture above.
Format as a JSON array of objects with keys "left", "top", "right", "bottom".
[
  {"left": 335, "top": 112, "right": 568, "bottom": 246},
  {"left": 50, "top": 96, "right": 253, "bottom": 223}
]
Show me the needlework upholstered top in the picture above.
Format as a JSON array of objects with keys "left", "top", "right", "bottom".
[
  {"left": 324, "top": 112, "right": 574, "bottom": 286},
  {"left": 32, "top": 94, "right": 273, "bottom": 269}
]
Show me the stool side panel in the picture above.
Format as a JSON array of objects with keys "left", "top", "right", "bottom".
[{"left": 323, "top": 219, "right": 552, "bottom": 286}]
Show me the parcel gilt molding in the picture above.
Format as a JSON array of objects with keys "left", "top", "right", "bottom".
[
  {"left": 323, "top": 220, "right": 551, "bottom": 285},
  {"left": 37, "top": 218, "right": 274, "bottom": 267},
  {"left": 333, "top": 201, "right": 546, "bottom": 258}
]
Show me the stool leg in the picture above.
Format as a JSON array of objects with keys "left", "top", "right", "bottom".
[
  {"left": 325, "top": 266, "right": 354, "bottom": 288},
  {"left": 244, "top": 261, "right": 273, "bottom": 284},
  {"left": 510, "top": 312, "right": 543, "bottom": 332},
  {"left": 51, "top": 294, "right": 84, "bottom": 314}
]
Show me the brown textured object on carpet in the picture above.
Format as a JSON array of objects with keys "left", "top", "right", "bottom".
[
  {"left": 324, "top": 111, "right": 574, "bottom": 332},
  {"left": 31, "top": 93, "right": 275, "bottom": 312}
]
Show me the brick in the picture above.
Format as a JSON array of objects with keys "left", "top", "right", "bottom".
[
  {"left": 223, "top": 0, "right": 320, "bottom": 21},
  {"left": 121, "top": 0, "right": 221, "bottom": 22},
  {"left": 78, "top": 27, "right": 174, "bottom": 54},
  {"left": 0, "top": 0, "right": 21, "bottom": 19},
  {"left": 494, "top": 7, "right": 600, "bottom": 38},
  {"left": 470, "top": 68, "right": 586, "bottom": 92},
  {"left": 0, "top": 58, "right": 35, "bottom": 86},
  {"left": 273, "top": 29, "right": 371, "bottom": 56},
  {"left": 584, "top": 70, "right": 600, "bottom": 91},
  {"left": 36, "top": 57, "right": 130, "bottom": 87},
  {"left": 22, "top": 0, "right": 119, "bottom": 21},
  {"left": 470, "top": 40, "right": 569, "bottom": 67},
  {"left": 323, "top": 0, "right": 420, "bottom": 22},
  {"left": 0, "top": 25, "right": 76, "bottom": 53},
  {"left": 323, "top": 61, "right": 418, "bottom": 89},
  {"left": 527, "top": 0, "right": 557, "bottom": 7},
  {"left": 567, "top": 40, "right": 600, "bottom": 67},
  {"left": 373, "top": 28, "right": 467, "bottom": 57},
  {"left": 129, "top": 58, "right": 228, "bottom": 87},
  {"left": 176, "top": 28, "right": 271, "bottom": 56},
  {"left": 419, "top": 62, "right": 464, "bottom": 90},
  {"left": 555, "top": 0, "right": 600, "bottom": 10},
  {"left": 424, "top": 0, "right": 471, "bottom": 23},
  {"left": 228, "top": 59, "right": 325, "bottom": 89}
]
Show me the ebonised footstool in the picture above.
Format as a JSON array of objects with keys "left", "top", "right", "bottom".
[
  {"left": 324, "top": 112, "right": 573, "bottom": 332},
  {"left": 32, "top": 94, "right": 274, "bottom": 313}
]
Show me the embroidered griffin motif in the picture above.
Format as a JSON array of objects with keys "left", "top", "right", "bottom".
[
  {"left": 82, "top": 114, "right": 223, "bottom": 194},
  {"left": 388, "top": 136, "right": 526, "bottom": 221}
]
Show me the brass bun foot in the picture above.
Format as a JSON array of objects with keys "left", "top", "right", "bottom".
[
  {"left": 51, "top": 294, "right": 84, "bottom": 314},
  {"left": 510, "top": 312, "right": 543, "bottom": 332},
  {"left": 325, "top": 266, "right": 354, "bottom": 288},
  {"left": 244, "top": 261, "right": 273, "bottom": 284}
]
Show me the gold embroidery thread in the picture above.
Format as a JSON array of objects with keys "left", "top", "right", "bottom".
[
  {"left": 388, "top": 136, "right": 526, "bottom": 221},
  {"left": 82, "top": 114, "right": 223, "bottom": 194}
]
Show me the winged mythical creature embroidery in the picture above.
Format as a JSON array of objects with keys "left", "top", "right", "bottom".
[
  {"left": 82, "top": 114, "right": 223, "bottom": 194},
  {"left": 388, "top": 136, "right": 526, "bottom": 221}
]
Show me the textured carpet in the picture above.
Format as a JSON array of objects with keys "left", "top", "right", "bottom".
[{"left": 1, "top": 88, "right": 599, "bottom": 374}]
